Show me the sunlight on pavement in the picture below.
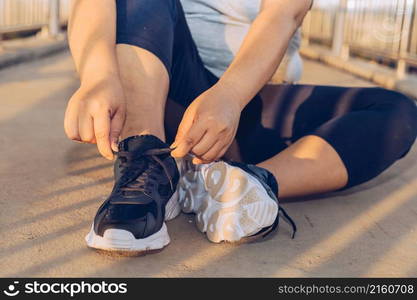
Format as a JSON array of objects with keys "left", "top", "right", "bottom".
[
  {"left": 274, "top": 178, "right": 417, "bottom": 276},
  {"left": 2, "top": 219, "right": 91, "bottom": 277},
  {"left": 152, "top": 244, "right": 237, "bottom": 277},
  {"left": 364, "top": 224, "right": 417, "bottom": 277},
  {"left": 0, "top": 60, "right": 74, "bottom": 123}
]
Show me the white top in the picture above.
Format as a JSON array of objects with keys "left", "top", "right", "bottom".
[{"left": 180, "top": 0, "right": 303, "bottom": 82}]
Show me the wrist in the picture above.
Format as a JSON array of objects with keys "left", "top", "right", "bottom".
[
  {"left": 77, "top": 50, "right": 120, "bottom": 88},
  {"left": 214, "top": 79, "right": 249, "bottom": 111},
  {"left": 80, "top": 71, "right": 121, "bottom": 89}
]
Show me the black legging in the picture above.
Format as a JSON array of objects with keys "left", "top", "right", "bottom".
[{"left": 116, "top": 0, "right": 417, "bottom": 188}]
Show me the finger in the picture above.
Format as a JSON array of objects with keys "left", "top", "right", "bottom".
[
  {"left": 110, "top": 107, "right": 125, "bottom": 152},
  {"left": 192, "top": 157, "right": 210, "bottom": 165},
  {"left": 64, "top": 101, "right": 80, "bottom": 141},
  {"left": 191, "top": 131, "right": 220, "bottom": 157},
  {"left": 216, "top": 144, "right": 230, "bottom": 160},
  {"left": 171, "top": 109, "right": 195, "bottom": 149},
  {"left": 78, "top": 113, "right": 95, "bottom": 143},
  {"left": 93, "top": 110, "right": 113, "bottom": 160},
  {"left": 171, "top": 121, "right": 207, "bottom": 158},
  {"left": 196, "top": 140, "right": 228, "bottom": 163}
]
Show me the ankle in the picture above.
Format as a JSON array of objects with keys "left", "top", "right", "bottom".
[{"left": 121, "top": 129, "right": 165, "bottom": 142}]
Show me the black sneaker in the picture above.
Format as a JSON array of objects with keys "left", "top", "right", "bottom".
[
  {"left": 85, "top": 135, "right": 180, "bottom": 254},
  {"left": 178, "top": 160, "right": 296, "bottom": 243}
]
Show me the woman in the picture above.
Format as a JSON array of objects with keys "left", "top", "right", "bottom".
[{"left": 65, "top": 0, "right": 417, "bottom": 254}]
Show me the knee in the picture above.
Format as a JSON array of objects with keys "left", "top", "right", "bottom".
[
  {"left": 116, "top": 0, "right": 177, "bottom": 31},
  {"left": 386, "top": 90, "right": 417, "bottom": 123},
  {"left": 116, "top": 0, "right": 176, "bottom": 16},
  {"left": 383, "top": 90, "right": 417, "bottom": 152}
]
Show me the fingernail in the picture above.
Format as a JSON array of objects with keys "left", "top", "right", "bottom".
[
  {"left": 171, "top": 148, "right": 184, "bottom": 158},
  {"left": 110, "top": 138, "right": 119, "bottom": 152},
  {"left": 170, "top": 143, "right": 181, "bottom": 156},
  {"left": 170, "top": 141, "right": 178, "bottom": 149},
  {"left": 193, "top": 158, "right": 203, "bottom": 165}
]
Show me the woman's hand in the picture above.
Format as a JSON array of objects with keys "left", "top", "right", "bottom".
[
  {"left": 171, "top": 0, "right": 310, "bottom": 164},
  {"left": 171, "top": 84, "right": 243, "bottom": 164},
  {"left": 64, "top": 77, "right": 126, "bottom": 160}
]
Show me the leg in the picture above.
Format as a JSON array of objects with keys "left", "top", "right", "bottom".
[
  {"left": 237, "top": 85, "right": 417, "bottom": 198},
  {"left": 117, "top": 45, "right": 169, "bottom": 141},
  {"left": 115, "top": 0, "right": 177, "bottom": 141},
  {"left": 86, "top": 0, "right": 217, "bottom": 254},
  {"left": 87, "top": 7, "right": 176, "bottom": 253},
  {"left": 258, "top": 135, "right": 348, "bottom": 197},
  {"left": 115, "top": 0, "right": 216, "bottom": 143}
]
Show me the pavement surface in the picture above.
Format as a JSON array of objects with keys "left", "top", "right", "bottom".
[
  {"left": 0, "top": 35, "right": 67, "bottom": 69},
  {"left": 0, "top": 51, "right": 416, "bottom": 277}
]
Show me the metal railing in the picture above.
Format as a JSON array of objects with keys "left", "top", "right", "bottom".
[
  {"left": 302, "top": 0, "right": 417, "bottom": 77},
  {"left": 0, "top": 0, "right": 70, "bottom": 36},
  {"left": 1, "top": 0, "right": 416, "bottom": 77}
]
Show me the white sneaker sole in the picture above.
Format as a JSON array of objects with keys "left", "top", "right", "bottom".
[
  {"left": 177, "top": 159, "right": 206, "bottom": 213},
  {"left": 85, "top": 189, "right": 181, "bottom": 254},
  {"left": 179, "top": 161, "right": 278, "bottom": 243}
]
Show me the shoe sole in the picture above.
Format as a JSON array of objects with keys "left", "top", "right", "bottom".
[
  {"left": 178, "top": 160, "right": 206, "bottom": 213},
  {"left": 179, "top": 161, "right": 278, "bottom": 243},
  {"left": 85, "top": 189, "right": 181, "bottom": 255}
]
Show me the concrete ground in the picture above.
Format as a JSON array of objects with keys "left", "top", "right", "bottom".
[{"left": 0, "top": 51, "right": 416, "bottom": 277}]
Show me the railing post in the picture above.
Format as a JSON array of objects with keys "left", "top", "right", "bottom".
[
  {"left": 397, "top": 0, "right": 413, "bottom": 79},
  {"left": 302, "top": 11, "right": 312, "bottom": 46},
  {"left": 48, "top": 0, "right": 60, "bottom": 38},
  {"left": 332, "top": 0, "right": 349, "bottom": 59}
]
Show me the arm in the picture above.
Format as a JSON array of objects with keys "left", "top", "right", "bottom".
[
  {"left": 217, "top": 0, "right": 312, "bottom": 110},
  {"left": 64, "top": 0, "right": 125, "bottom": 160},
  {"left": 68, "top": 0, "right": 118, "bottom": 83},
  {"left": 171, "top": 0, "right": 312, "bottom": 163}
]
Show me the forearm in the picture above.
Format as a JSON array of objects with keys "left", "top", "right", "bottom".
[
  {"left": 216, "top": 0, "right": 311, "bottom": 109},
  {"left": 68, "top": 0, "right": 119, "bottom": 85}
]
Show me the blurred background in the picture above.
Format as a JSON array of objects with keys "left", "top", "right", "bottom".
[
  {"left": 305, "top": 0, "right": 417, "bottom": 74},
  {"left": 0, "top": 0, "right": 415, "bottom": 72},
  {"left": 1, "top": 0, "right": 417, "bottom": 278},
  {"left": 0, "top": 0, "right": 70, "bottom": 38},
  {"left": 0, "top": 0, "right": 416, "bottom": 93},
  {"left": 302, "top": 0, "right": 417, "bottom": 81}
]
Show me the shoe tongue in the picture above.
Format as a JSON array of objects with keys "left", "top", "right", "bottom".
[
  {"left": 115, "top": 135, "right": 169, "bottom": 189},
  {"left": 118, "top": 135, "right": 168, "bottom": 154}
]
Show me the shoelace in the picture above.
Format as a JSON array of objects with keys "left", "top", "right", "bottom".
[
  {"left": 116, "top": 148, "right": 174, "bottom": 198},
  {"left": 279, "top": 207, "right": 297, "bottom": 239}
]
